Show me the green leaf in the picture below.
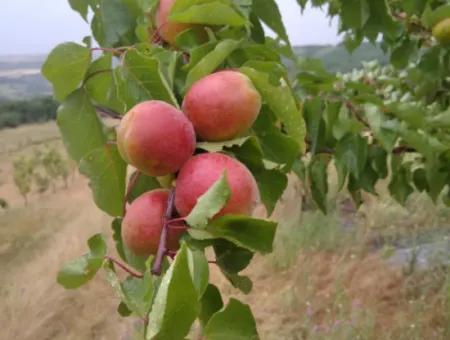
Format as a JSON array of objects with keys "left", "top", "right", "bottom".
[
  {"left": 190, "top": 215, "right": 277, "bottom": 254},
  {"left": 334, "top": 134, "right": 368, "bottom": 189},
  {"left": 85, "top": 54, "right": 123, "bottom": 113},
  {"left": 240, "top": 67, "right": 306, "bottom": 153},
  {"left": 388, "top": 165, "right": 414, "bottom": 205},
  {"left": 309, "top": 154, "right": 330, "bottom": 214},
  {"left": 253, "top": 108, "right": 300, "bottom": 168},
  {"left": 197, "top": 137, "right": 250, "bottom": 153},
  {"left": 57, "top": 89, "right": 107, "bottom": 162},
  {"left": 341, "top": 0, "right": 370, "bottom": 29},
  {"left": 121, "top": 275, "right": 154, "bottom": 317},
  {"left": 199, "top": 284, "right": 223, "bottom": 327},
  {"left": 252, "top": 0, "right": 289, "bottom": 44},
  {"left": 204, "top": 298, "right": 259, "bottom": 340},
  {"left": 220, "top": 271, "right": 253, "bottom": 294},
  {"left": 254, "top": 169, "right": 287, "bottom": 215},
  {"left": 57, "top": 234, "right": 107, "bottom": 289},
  {"left": 127, "top": 172, "right": 161, "bottom": 203},
  {"left": 187, "top": 248, "right": 209, "bottom": 297},
  {"left": 79, "top": 144, "right": 127, "bottom": 217},
  {"left": 68, "top": 0, "right": 89, "bottom": 21},
  {"left": 171, "top": 1, "right": 247, "bottom": 26},
  {"left": 112, "top": 218, "right": 127, "bottom": 261},
  {"left": 185, "top": 172, "right": 231, "bottom": 229},
  {"left": 186, "top": 39, "right": 241, "bottom": 89},
  {"left": 147, "top": 244, "right": 199, "bottom": 340},
  {"left": 121, "top": 49, "right": 178, "bottom": 107},
  {"left": 304, "top": 98, "right": 325, "bottom": 155},
  {"left": 42, "top": 42, "right": 91, "bottom": 101},
  {"left": 94, "top": 0, "right": 137, "bottom": 47},
  {"left": 214, "top": 240, "right": 253, "bottom": 274}
]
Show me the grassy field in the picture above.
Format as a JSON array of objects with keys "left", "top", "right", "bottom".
[{"left": 1, "top": 122, "right": 449, "bottom": 339}]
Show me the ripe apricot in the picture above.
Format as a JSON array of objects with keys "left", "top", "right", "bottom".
[
  {"left": 117, "top": 100, "right": 196, "bottom": 176},
  {"left": 175, "top": 152, "right": 259, "bottom": 217}
]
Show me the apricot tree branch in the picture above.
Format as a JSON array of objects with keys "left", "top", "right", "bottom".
[
  {"left": 95, "top": 105, "right": 122, "bottom": 120},
  {"left": 105, "top": 256, "right": 144, "bottom": 278},
  {"left": 152, "top": 189, "right": 176, "bottom": 275}
]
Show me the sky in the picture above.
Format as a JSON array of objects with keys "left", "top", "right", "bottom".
[{"left": 0, "top": 0, "right": 340, "bottom": 55}]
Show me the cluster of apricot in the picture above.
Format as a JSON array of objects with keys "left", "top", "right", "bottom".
[{"left": 117, "top": 69, "right": 262, "bottom": 256}]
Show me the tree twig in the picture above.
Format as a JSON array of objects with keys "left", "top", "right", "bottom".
[
  {"left": 95, "top": 105, "right": 122, "bottom": 120},
  {"left": 105, "top": 256, "right": 143, "bottom": 278},
  {"left": 152, "top": 189, "right": 176, "bottom": 275}
]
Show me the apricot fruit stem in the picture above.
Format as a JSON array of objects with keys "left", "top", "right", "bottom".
[
  {"left": 152, "top": 189, "right": 176, "bottom": 275},
  {"left": 167, "top": 217, "right": 186, "bottom": 225},
  {"left": 105, "top": 256, "right": 144, "bottom": 278}
]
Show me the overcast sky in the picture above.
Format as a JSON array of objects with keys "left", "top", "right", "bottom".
[{"left": 0, "top": 0, "right": 340, "bottom": 55}]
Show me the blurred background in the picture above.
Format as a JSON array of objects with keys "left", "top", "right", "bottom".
[{"left": 0, "top": 1, "right": 449, "bottom": 339}]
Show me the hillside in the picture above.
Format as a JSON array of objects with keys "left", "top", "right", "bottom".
[
  {"left": 0, "top": 43, "right": 387, "bottom": 102},
  {"left": 294, "top": 42, "right": 389, "bottom": 73},
  {"left": 0, "top": 55, "right": 51, "bottom": 101}
]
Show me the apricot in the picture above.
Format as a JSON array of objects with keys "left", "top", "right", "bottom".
[
  {"left": 156, "top": 0, "right": 193, "bottom": 45},
  {"left": 122, "top": 189, "right": 184, "bottom": 256},
  {"left": 175, "top": 152, "right": 259, "bottom": 217},
  {"left": 183, "top": 70, "right": 262, "bottom": 141},
  {"left": 433, "top": 18, "right": 450, "bottom": 45},
  {"left": 117, "top": 100, "right": 196, "bottom": 177}
]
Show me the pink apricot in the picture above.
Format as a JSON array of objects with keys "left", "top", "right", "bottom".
[
  {"left": 175, "top": 152, "right": 259, "bottom": 217},
  {"left": 156, "top": 0, "right": 193, "bottom": 46},
  {"left": 122, "top": 190, "right": 184, "bottom": 256},
  {"left": 182, "top": 70, "right": 262, "bottom": 141},
  {"left": 117, "top": 100, "right": 196, "bottom": 177}
]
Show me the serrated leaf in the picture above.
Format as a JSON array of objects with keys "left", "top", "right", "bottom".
[
  {"left": 189, "top": 215, "right": 277, "bottom": 254},
  {"left": 57, "top": 89, "right": 107, "bottom": 162},
  {"left": 221, "top": 271, "right": 253, "bottom": 294},
  {"left": 121, "top": 50, "right": 178, "bottom": 107},
  {"left": 197, "top": 137, "right": 250, "bottom": 153},
  {"left": 240, "top": 66, "right": 306, "bottom": 153},
  {"left": 57, "top": 234, "right": 107, "bottom": 289},
  {"left": 171, "top": 1, "right": 246, "bottom": 26},
  {"left": 341, "top": 0, "right": 370, "bottom": 29},
  {"left": 186, "top": 39, "right": 241, "bottom": 89},
  {"left": 94, "top": 0, "right": 137, "bottom": 47},
  {"left": 147, "top": 244, "right": 199, "bottom": 340},
  {"left": 68, "top": 0, "right": 89, "bottom": 21},
  {"left": 199, "top": 284, "right": 223, "bottom": 327},
  {"left": 388, "top": 165, "right": 414, "bottom": 205},
  {"left": 127, "top": 171, "right": 161, "bottom": 203},
  {"left": 104, "top": 262, "right": 153, "bottom": 318},
  {"left": 187, "top": 248, "right": 209, "bottom": 297},
  {"left": 85, "top": 54, "right": 123, "bottom": 113},
  {"left": 252, "top": 0, "right": 289, "bottom": 44},
  {"left": 304, "top": 98, "right": 325, "bottom": 155},
  {"left": 121, "top": 275, "right": 154, "bottom": 317},
  {"left": 204, "top": 299, "right": 259, "bottom": 340},
  {"left": 42, "top": 42, "right": 91, "bottom": 101},
  {"left": 185, "top": 172, "right": 231, "bottom": 229},
  {"left": 309, "top": 154, "right": 330, "bottom": 214},
  {"left": 79, "top": 144, "right": 127, "bottom": 217},
  {"left": 334, "top": 134, "right": 369, "bottom": 189},
  {"left": 112, "top": 218, "right": 127, "bottom": 261},
  {"left": 214, "top": 240, "right": 253, "bottom": 274},
  {"left": 254, "top": 169, "right": 287, "bottom": 215}
]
